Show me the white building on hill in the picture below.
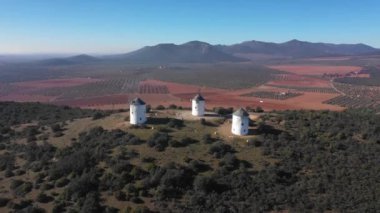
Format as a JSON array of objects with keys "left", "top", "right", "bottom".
[
  {"left": 192, "top": 94, "right": 205, "bottom": 116},
  {"left": 130, "top": 98, "right": 147, "bottom": 125},
  {"left": 231, "top": 108, "right": 249, "bottom": 136}
]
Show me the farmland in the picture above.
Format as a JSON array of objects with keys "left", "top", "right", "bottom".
[
  {"left": 324, "top": 95, "right": 378, "bottom": 109},
  {"left": 138, "top": 84, "right": 169, "bottom": 94},
  {"left": 335, "top": 66, "right": 380, "bottom": 86},
  {"left": 269, "top": 74, "right": 332, "bottom": 87},
  {"left": 269, "top": 65, "right": 362, "bottom": 76},
  {"left": 151, "top": 63, "right": 280, "bottom": 89},
  {"left": 39, "top": 78, "right": 141, "bottom": 100},
  {"left": 1, "top": 60, "right": 379, "bottom": 111},
  {"left": 334, "top": 82, "right": 380, "bottom": 101},
  {"left": 323, "top": 82, "right": 380, "bottom": 110},
  {"left": 267, "top": 84, "right": 338, "bottom": 94},
  {"left": 241, "top": 91, "right": 302, "bottom": 100},
  {"left": 13, "top": 78, "right": 100, "bottom": 89}
]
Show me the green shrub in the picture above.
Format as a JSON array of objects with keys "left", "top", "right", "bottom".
[
  {"left": 168, "top": 104, "right": 177, "bottom": 109},
  {"left": 36, "top": 192, "right": 53, "bottom": 203},
  {"left": 156, "top": 105, "right": 165, "bottom": 110},
  {"left": 92, "top": 112, "right": 105, "bottom": 120},
  {"left": 0, "top": 197, "right": 10, "bottom": 207}
]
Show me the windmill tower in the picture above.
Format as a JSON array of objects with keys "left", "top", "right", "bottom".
[
  {"left": 129, "top": 97, "right": 147, "bottom": 125},
  {"left": 231, "top": 108, "right": 249, "bottom": 136},
  {"left": 192, "top": 92, "right": 205, "bottom": 116}
]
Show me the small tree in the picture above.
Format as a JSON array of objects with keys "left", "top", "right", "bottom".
[
  {"left": 256, "top": 106, "right": 264, "bottom": 113},
  {"left": 80, "top": 192, "right": 102, "bottom": 213},
  {"left": 146, "top": 105, "right": 152, "bottom": 113},
  {"left": 168, "top": 104, "right": 177, "bottom": 109},
  {"left": 200, "top": 118, "right": 206, "bottom": 125},
  {"left": 0, "top": 197, "right": 10, "bottom": 207},
  {"left": 36, "top": 191, "right": 52, "bottom": 203},
  {"left": 50, "top": 124, "right": 61, "bottom": 132},
  {"left": 92, "top": 112, "right": 105, "bottom": 120},
  {"left": 202, "top": 134, "right": 213, "bottom": 144},
  {"left": 114, "top": 191, "right": 126, "bottom": 201},
  {"left": 156, "top": 105, "right": 165, "bottom": 110}
]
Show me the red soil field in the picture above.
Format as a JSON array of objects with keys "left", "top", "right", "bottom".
[
  {"left": 80, "top": 80, "right": 343, "bottom": 111},
  {"left": 1, "top": 78, "right": 344, "bottom": 111},
  {"left": 195, "top": 92, "right": 343, "bottom": 111},
  {"left": 274, "top": 92, "right": 343, "bottom": 111},
  {"left": 269, "top": 65, "right": 362, "bottom": 76},
  {"left": 0, "top": 94, "right": 53, "bottom": 102}
]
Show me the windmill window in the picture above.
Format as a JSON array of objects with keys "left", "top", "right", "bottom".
[
  {"left": 241, "top": 123, "right": 244, "bottom": 126},
  {"left": 140, "top": 117, "right": 142, "bottom": 121}
]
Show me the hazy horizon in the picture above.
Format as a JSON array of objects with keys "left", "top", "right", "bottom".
[
  {"left": 1, "top": 0, "right": 380, "bottom": 54},
  {"left": 0, "top": 38, "right": 378, "bottom": 57}
]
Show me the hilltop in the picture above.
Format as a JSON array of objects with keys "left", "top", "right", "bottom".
[{"left": 0, "top": 102, "right": 379, "bottom": 212}]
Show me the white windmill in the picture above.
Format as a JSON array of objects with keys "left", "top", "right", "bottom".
[
  {"left": 192, "top": 93, "right": 205, "bottom": 116},
  {"left": 231, "top": 108, "right": 249, "bottom": 136},
  {"left": 129, "top": 97, "right": 147, "bottom": 125}
]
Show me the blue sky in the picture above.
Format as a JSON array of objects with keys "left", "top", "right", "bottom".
[{"left": 0, "top": 0, "right": 379, "bottom": 54}]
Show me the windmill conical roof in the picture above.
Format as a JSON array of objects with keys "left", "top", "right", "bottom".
[
  {"left": 130, "top": 98, "right": 146, "bottom": 105},
  {"left": 192, "top": 94, "right": 205, "bottom": 101},
  {"left": 233, "top": 108, "right": 249, "bottom": 117}
]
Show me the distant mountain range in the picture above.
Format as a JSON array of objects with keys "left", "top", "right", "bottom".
[
  {"left": 108, "top": 41, "right": 245, "bottom": 63},
  {"left": 36, "top": 54, "right": 101, "bottom": 65},
  {"left": 20, "top": 39, "right": 380, "bottom": 65},
  {"left": 108, "top": 39, "right": 380, "bottom": 63},
  {"left": 218, "top": 39, "right": 380, "bottom": 59}
]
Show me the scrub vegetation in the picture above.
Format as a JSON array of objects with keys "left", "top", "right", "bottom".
[{"left": 0, "top": 102, "right": 379, "bottom": 212}]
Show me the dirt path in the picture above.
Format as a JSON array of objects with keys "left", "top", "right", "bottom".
[{"left": 330, "top": 79, "right": 345, "bottom": 96}]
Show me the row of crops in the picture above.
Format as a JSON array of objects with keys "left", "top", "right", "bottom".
[
  {"left": 151, "top": 63, "right": 278, "bottom": 89},
  {"left": 241, "top": 91, "right": 302, "bottom": 100},
  {"left": 138, "top": 84, "right": 169, "bottom": 94},
  {"left": 325, "top": 82, "right": 380, "bottom": 110},
  {"left": 272, "top": 74, "right": 306, "bottom": 81},
  {"left": 324, "top": 95, "right": 379, "bottom": 109},
  {"left": 39, "top": 78, "right": 141, "bottom": 100},
  {"left": 268, "top": 84, "right": 338, "bottom": 94},
  {"left": 334, "top": 82, "right": 380, "bottom": 101},
  {"left": 334, "top": 66, "right": 380, "bottom": 87},
  {"left": 35, "top": 77, "right": 172, "bottom": 100}
]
